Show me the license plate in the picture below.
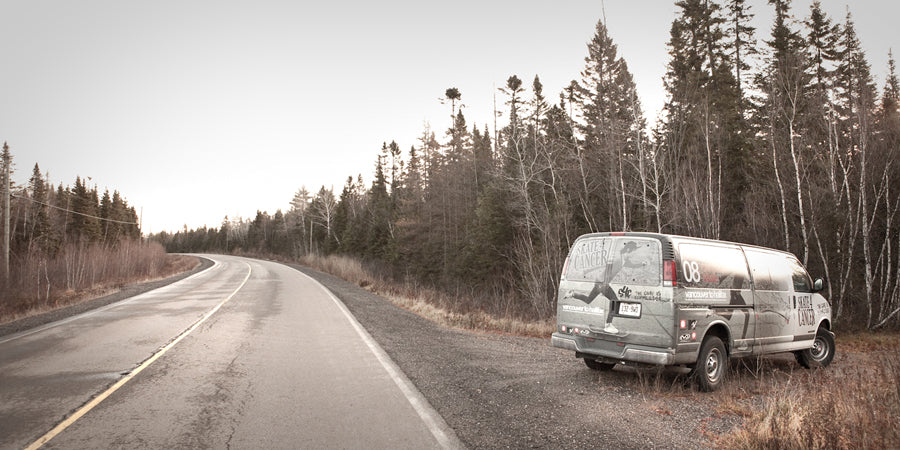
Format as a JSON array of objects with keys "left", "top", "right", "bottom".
[{"left": 619, "top": 302, "right": 641, "bottom": 317}]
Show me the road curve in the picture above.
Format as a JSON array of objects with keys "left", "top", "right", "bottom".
[{"left": 0, "top": 255, "right": 459, "bottom": 449}]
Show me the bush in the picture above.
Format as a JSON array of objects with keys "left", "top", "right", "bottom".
[{"left": 0, "top": 240, "right": 196, "bottom": 323}]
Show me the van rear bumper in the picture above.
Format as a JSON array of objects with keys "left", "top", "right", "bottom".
[{"left": 552, "top": 333, "right": 680, "bottom": 366}]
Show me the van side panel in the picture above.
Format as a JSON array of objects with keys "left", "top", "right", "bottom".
[
  {"left": 745, "top": 250, "right": 824, "bottom": 354},
  {"left": 673, "top": 241, "right": 756, "bottom": 357}
]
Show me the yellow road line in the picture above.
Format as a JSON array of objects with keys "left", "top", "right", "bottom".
[{"left": 25, "top": 261, "right": 253, "bottom": 450}]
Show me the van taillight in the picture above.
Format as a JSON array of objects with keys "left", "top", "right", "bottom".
[
  {"left": 561, "top": 257, "right": 570, "bottom": 280},
  {"left": 663, "top": 260, "right": 676, "bottom": 287}
]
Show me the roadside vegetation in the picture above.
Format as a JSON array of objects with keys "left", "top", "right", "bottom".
[
  {"left": 617, "top": 332, "right": 900, "bottom": 449},
  {"left": 0, "top": 240, "right": 196, "bottom": 324},
  {"left": 0, "top": 157, "right": 197, "bottom": 324},
  {"left": 297, "top": 253, "right": 554, "bottom": 337}
]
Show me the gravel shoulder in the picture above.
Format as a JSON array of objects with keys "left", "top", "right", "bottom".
[
  {"left": 0, "top": 256, "right": 214, "bottom": 338},
  {"left": 289, "top": 263, "right": 742, "bottom": 449}
]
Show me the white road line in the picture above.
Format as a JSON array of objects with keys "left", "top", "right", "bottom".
[
  {"left": 294, "top": 269, "right": 463, "bottom": 450},
  {"left": 24, "top": 261, "right": 252, "bottom": 450}
]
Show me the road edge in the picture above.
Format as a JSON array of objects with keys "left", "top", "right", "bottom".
[
  {"left": 0, "top": 256, "right": 215, "bottom": 339},
  {"left": 287, "top": 263, "right": 465, "bottom": 450}
]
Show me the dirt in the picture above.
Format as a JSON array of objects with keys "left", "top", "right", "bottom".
[{"left": 288, "top": 264, "right": 745, "bottom": 449}]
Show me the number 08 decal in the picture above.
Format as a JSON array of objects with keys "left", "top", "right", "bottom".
[{"left": 683, "top": 260, "right": 701, "bottom": 283}]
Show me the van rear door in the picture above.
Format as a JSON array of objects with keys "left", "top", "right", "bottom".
[{"left": 558, "top": 235, "right": 674, "bottom": 349}]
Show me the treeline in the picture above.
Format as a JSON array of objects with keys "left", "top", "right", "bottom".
[
  {"left": 0, "top": 145, "right": 165, "bottom": 317},
  {"left": 5, "top": 158, "right": 142, "bottom": 254},
  {"left": 156, "top": 1, "right": 900, "bottom": 330}
]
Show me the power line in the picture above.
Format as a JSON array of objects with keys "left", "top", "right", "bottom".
[{"left": 10, "top": 193, "right": 139, "bottom": 225}]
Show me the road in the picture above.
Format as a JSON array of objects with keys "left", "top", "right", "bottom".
[{"left": 0, "top": 255, "right": 459, "bottom": 449}]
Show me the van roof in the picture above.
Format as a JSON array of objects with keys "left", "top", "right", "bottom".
[{"left": 576, "top": 232, "right": 798, "bottom": 259}]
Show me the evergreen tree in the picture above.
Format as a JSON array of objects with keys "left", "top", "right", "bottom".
[
  {"left": 70, "top": 176, "right": 101, "bottom": 242},
  {"left": 366, "top": 154, "right": 392, "bottom": 260},
  {"left": 726, "top": 0, "right": 757, "bottom": 109},
  {"left": 28, "top": 164, "right": 53, "bottom": 252},
  {"left": 662, "top": 0, "right": 749, "bottom": 239}
]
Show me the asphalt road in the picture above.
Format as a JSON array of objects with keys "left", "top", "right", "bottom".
[{"left": 0, "top": 255, "right": 459, "bottom": 449}]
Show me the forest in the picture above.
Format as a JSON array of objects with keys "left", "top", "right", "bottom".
[
  {"left": 152, "top": 0, "right": 898, "bottom": 330},
  {"left": 0, "top": 144, "right": 192, "bottom": 319}
]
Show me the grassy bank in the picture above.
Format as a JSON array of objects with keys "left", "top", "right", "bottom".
[
  {"left": 617, "top": 332, "right": 900, "bottom": 449},
  {"left": 0, "top": 240, "right": 197, "bottom": 324},
  {"left": 297, "top": 253, "right": 555, "bottom": 337}
]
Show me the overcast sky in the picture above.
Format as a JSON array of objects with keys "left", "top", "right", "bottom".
[{"left": 2, "top": 0, "right": 896, "bottom": 234}]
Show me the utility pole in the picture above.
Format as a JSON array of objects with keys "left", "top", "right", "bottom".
[{"left": 2, "top": 142, "right": 11, "bottom": 283}]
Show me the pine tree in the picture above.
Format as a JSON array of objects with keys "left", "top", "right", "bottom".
[
  {"left": 28, "top": 163, "right": 53, "bottom": 252},
  {"left": 806, "top": 1, "right": 840, "bottom": 93},
  {"left": 70, "top": 176, "right": 101, "bottom": 242},
  {"left": 366, "top": 153, "right": 392, "bottom": 260},
  {"left": 1, "top": 143, "right": 11, "bottom": 281},
  {"left": 662, "top": 0, "right": 746, "bottom": 239},
  {"left": 726, "top": 0, "right": 757, "bottom": 109}
]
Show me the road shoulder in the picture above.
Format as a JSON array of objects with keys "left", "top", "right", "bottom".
[{"left": 287, "top": 263, "right": 735, "bottom": 448}]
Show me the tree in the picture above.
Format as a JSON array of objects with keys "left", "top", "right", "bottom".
[
  {"left": 1, "top": 143, "right": 11, "bottom": 282},
  {"left": 27, "top": 164, "right": 53, "bottom": 252},
  {"left": 576, "top": 17, "right": 646, "bottom": 233},
  {"left": 726, "top": 0, "right": 757, "bottom": 110},
  {"left": 310, "top": 188, "right": 339, "bottom": 253},
  {"left": 662, "top": 0, "right": 747, "bottom": 239}
]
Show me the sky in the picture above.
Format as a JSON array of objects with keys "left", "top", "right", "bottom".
[{"left": 2, "top": 0, "right": 896, "bottom": 234}]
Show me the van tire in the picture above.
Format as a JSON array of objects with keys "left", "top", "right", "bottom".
[
  {"left": 692, "top": 336, "right": 727, "bottom": 392},
  {"left": 583, "top": 358, "right": 615, "bottom": 371},
  {"left": 795, "top": 327, "right": 835, "bottom": 369}
]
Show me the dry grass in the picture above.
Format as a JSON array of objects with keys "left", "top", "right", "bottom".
[
  {"left": 0, "top": 240, "right": 197, "bottom": 324},
  {"left": 715, "top": 348, "right": 900, "bottom": 449},
  {"left": 298, "top": 253, "right": 555, "bottom": 337},
  {"left": 618, "top": 332, "right": 900, "bottom": 449}
]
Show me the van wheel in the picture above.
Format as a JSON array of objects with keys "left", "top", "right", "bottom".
[
  {"left": 584, "top": 358, "right": 615, "bottom": 371},
  {"left": 795, "top": 327, "right": 835, "bottom": 369},
  {"left": 692, "top": 336, "right": 727, "bottom": 392}
]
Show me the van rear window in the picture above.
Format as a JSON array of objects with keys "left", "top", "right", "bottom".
[{"left": 566, "top": 238, "right": 661, "bottom": 286}]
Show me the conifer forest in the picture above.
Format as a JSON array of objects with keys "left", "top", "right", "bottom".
[
  {"left": 158, "top": 2, "right": 898, "bottom": 329},
  {"left": 0, "top": 141, "right": 183, "bottom": 314}
]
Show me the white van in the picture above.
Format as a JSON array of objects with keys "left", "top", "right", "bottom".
[{"left": 551, "top": 232, "right": 834, "bottom": 391}]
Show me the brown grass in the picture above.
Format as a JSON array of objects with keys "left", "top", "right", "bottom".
[
  {"left": 715, "top": 348, "right": 900, "bottom": 449},
  {"left": 1, "top": 240, "right": 197, "bottom": 324},
  {"left": 298, "top": 253, "right": 555, "bottom": 337},
  {"left": 617, "top": 333, "right": 900, "bottom": 449}
]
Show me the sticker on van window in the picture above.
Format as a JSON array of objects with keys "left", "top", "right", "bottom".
[
  {"left": 562, "top": 304, "right": 604, "bottom": 315},
  {"left": 684, "top": 290, "right": 729, "bottom": 300}
]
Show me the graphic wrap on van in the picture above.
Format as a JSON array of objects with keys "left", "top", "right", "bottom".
[
  {"left": 744, "top": 249, "right": 829, "bottom": 353},
  {"left": 676, "top": 243, "right": 756, "bottom": 355},
  {"left": 556, "top": 236, "right": 676, "bottom": 364}
]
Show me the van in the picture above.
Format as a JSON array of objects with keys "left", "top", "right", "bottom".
[{"left": 551, "top": 232, "right": 834, "bottom": 391}]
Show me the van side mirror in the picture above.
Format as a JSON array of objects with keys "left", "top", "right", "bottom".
[{"left": 812, "top": 278, "right": 824, "bottom": 293}]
